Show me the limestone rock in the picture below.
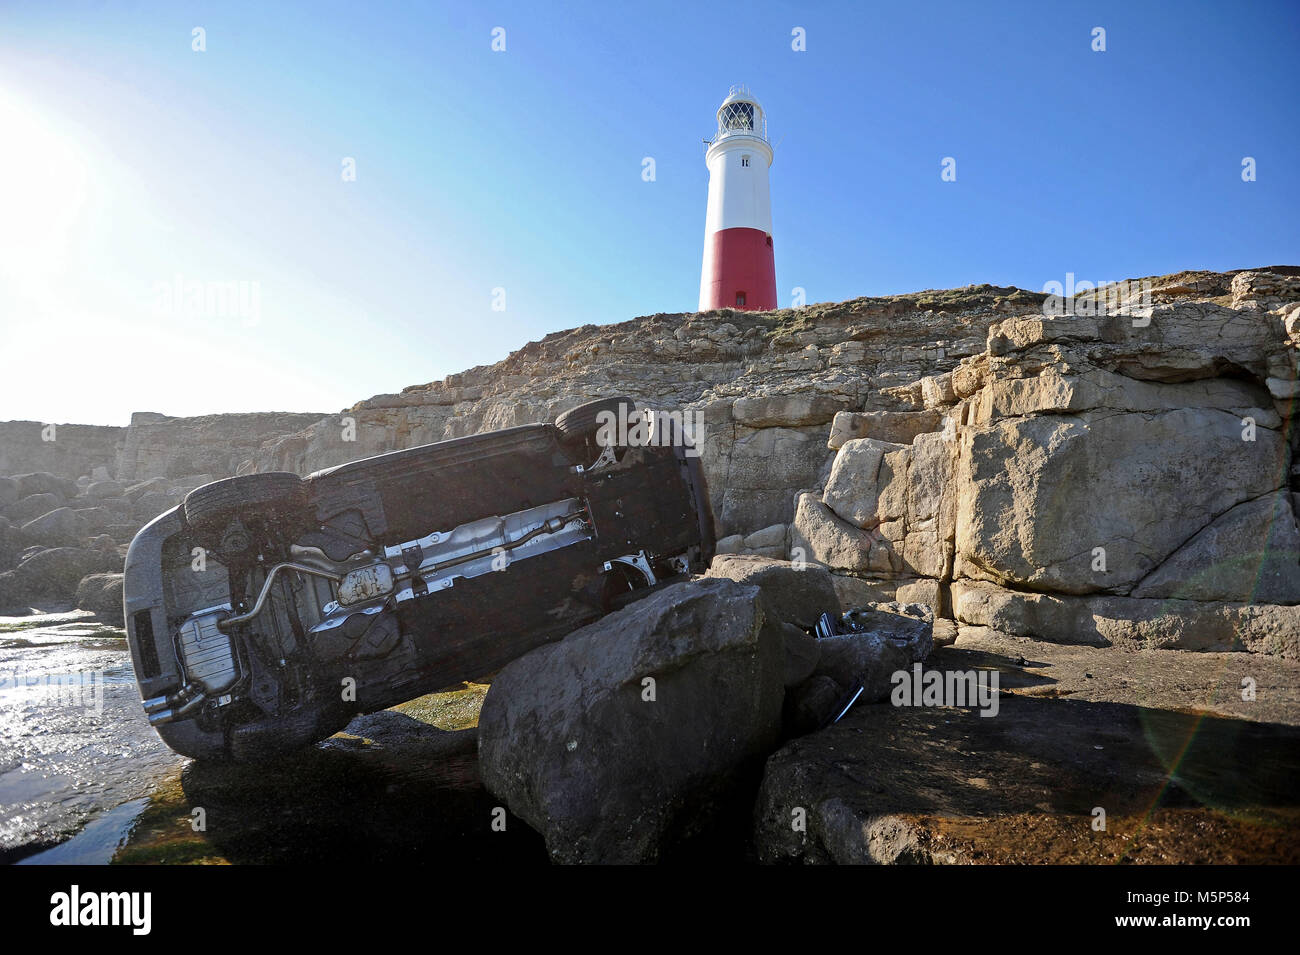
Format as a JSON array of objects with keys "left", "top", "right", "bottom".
[
  {"left": 477, "top": 578, "right": 784, "bottom": 864},
  {"left": 822, "top": 438, "right": 907, "bottom": 529},
  {"left": 19, "top": 507, "right": 86, "bottom": 548},
  {"left": 826, "top": 410, "right": 942, "bottom": 450},
  {"left": 951, "top": 579, "right": 1298, "bottom": 657},
  {"left": 732, "top": 394, "right": 846, "bottom": 428},
  {"left": 790, "top": 492, "right": 896, "bottom": 574},
  {"left": 704, "top": 554, "right": 841, "bottom": 630},
  {"left": 85, "top": 480, "right": 125, "bottom": 500},
  {"left": 4, "top": 493, "right": 63, "bottom": 523},
  {"left": 1130, "top": 491, "right": 1300, "bottom": 603},
  {"left": 955, "top": 409, "right": 1285, "bottom": 594}
]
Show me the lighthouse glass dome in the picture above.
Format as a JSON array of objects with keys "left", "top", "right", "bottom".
[{"left": 713, "top": 86, "right": 767, "bottom": 143}]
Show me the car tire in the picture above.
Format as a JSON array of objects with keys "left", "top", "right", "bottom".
[
  {"left": 183, "top": 473, "right": 309, "bottom": 551},
  {"left": 554, "top": 395, "right": 638, "bottom": 446}
]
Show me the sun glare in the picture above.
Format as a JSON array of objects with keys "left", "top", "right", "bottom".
[{"left": 0, "top": 87, "right": 90, "bottom": 287}]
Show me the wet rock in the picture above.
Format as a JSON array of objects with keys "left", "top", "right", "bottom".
[
  {"left": 75, "top": 573, "right": 125, "bottom": 625},
  {"left": 0, "top": 547, "right": 123, "bottom": 611},
  {"left": 477, "top": 578, "right": 784, "bottom": 864}
]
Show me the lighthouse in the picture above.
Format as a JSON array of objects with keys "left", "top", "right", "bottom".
[{"left": 698, "top": 86, "right": 777, "bottom": 312}]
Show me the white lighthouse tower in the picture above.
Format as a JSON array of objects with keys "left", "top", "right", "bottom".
[{"left": 698, "top": 85, "right": 776, "bottom": 312}]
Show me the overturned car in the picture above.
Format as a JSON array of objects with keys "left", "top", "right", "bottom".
[{"left": 123, "top": 397, "right": 715, "bottom": 761}]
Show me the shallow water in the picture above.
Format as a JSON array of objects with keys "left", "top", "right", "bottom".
[
  {"left": 0, "top": 611, "right": 548, "bottom": 865},
  {"left": 0, "top": 610, "right": 182, "bottom": 863}
]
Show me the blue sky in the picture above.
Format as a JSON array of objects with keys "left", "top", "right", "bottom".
[{"left": 1, "top": 0, "right": 1297, "bottom": 425}]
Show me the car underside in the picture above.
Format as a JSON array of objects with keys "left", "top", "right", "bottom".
[{"left": 123, "top": 398, "right": 715, "bottom": 761}]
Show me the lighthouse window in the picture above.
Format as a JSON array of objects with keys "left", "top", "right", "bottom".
[
  {"left": 736, "top": 292, "right": 747, "bottom": 307},
  {"left": 741, "top": 156, "right": 750, "bottom": 167},
  {"left": 720, "top": 102, "right": 754, "bottom": 132}
]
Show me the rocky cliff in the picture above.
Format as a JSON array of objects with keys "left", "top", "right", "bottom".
[
  {"left": 3, "top": 267, "right": 1298, "bottom": 657},
  {"left": 249, "top": 282, "right": 1047, "bottom": 536}
]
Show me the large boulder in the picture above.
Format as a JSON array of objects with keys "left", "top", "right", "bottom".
[
  {"left": 85, "top": 480, "right": 125, "bottom": 500},
  {"left": 19, "top": 507, "right": 86, "bottom": 547},
  {"left": 790, "top": 492, "right": 897, "bottom": 574},
  {"left": 955, "top": 408, "right": 1287, "bottom": 595},
  {"left": 0, "top": 547, "right": 123, "bottom": 611},
  {"left": 477, "top": 578, "right": 785, "bottom": 864},
  {"left": 812, "top": 604, "right": 932, "bottom": 686},
  {"left": 75, "top": 573, "right": 125, "bottom": 625},
  {"left": 951, "top": 578, "right": 1300, "bottom": 657},
  {"left": 12, "top": 472, "right": 76, "bottom": 501},
  {"left": 827, "top": 410, "right": 942, "bottom": 450},
  {"left": 4, "top": 492, "right": 63, "bottom": 523},
  {"left": 704, "top": 554, "right": 841, "bottom": 629},
  {"left": 134, "top": 490, "right": 180, "bottom": 522},
  {"left": 0, "top": 517, "right": 22, "bottom": 571},
  {"left": 822, "top": 438, "right": 907, "bottom": 529}
]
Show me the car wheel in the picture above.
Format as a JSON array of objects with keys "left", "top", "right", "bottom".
[
  {"left": 554, "top": 395, "right": 638, "bottom": 446},
  {"left": 183, "top": 472, "right": 309, "bottom": 553}
]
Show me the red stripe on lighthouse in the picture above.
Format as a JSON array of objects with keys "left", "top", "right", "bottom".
[{"left": 701, "top": 227, "right": 776, "bottom": 311}]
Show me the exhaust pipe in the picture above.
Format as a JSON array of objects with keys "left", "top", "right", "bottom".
[{"left": 145, "top": 684, "right": 205, "bottom": 725}]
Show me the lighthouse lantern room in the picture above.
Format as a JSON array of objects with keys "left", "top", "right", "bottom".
[{"left": 698, "top": 85, "right": 777, "bottom": 312}]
